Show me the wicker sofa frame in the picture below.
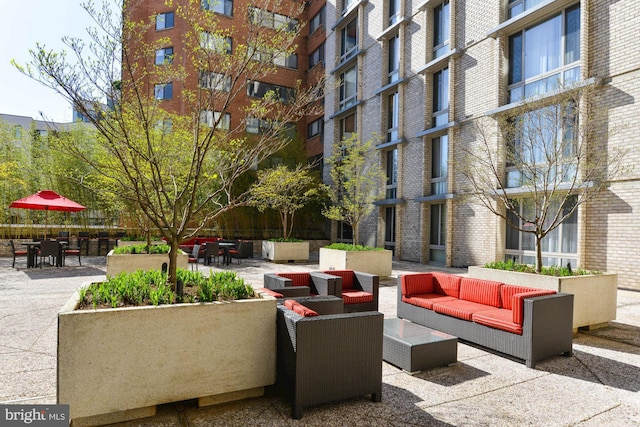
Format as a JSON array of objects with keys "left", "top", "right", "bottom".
[
  {"left": 276, "top": 297, "right": 383, "bottom": 419},
  {"left": 264, "top": 272, "right": 340, "bottom": 298},
  {"left": 397, "top": 277, "right": 574, "bottom": 368}
]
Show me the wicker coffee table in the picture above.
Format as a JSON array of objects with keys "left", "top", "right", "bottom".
[{"left": 383, "top": 318, "right": 457, "bottom": 373}]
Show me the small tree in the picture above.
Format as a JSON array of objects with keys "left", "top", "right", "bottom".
[
  {"left": 249, "top": 163, "right": 322, "bottom": 240},
  {"left": 458, "top": 82, "right": 626, "bottom": 273},
  {"left": 323, "top": 133, "right": 385, "bottom": 246}
]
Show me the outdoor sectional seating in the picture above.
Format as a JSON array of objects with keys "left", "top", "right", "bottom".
[
  {"left": 397, "top": 271, "right": 574, "bottom": 368},
  {"left": 263, "top": 272, "right": 340, "bottom": 298},
  {"left": 276, "top": 296, "right": 383, "bottom": 419},
  {"left": 322, "top": 269, "right": 380, "bottom": 312}
]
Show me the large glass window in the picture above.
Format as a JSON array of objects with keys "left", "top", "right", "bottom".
[
  {"left": 505, "top": 197, "right": 578, "bottom": 267},
  {"left": 247, "top": 81, "right": 294, "bottom": 103},
  {"left": 339, "top": 66, "right": 357, "bottom": 109},
  {"left": 154, "top": 83, "right": 173, "bottom": 100},
  {"left": 155, "top": 47, "right": 173, "bottom": 65},
  {"left": 432, "top": 68, "right": 449, "bottom": 127},
  {"left": 249, "top": 7, "right": 298, "bottom": 32},
  {"left": 339, "top": 113, "right": 356, "bottom": 140},
  {"left": 433, "top": 1, "right": 450, "bottom": 58},
  {"left": 385, "top": 148, "right": 398, "bottom": 199},
  {"left": 387, "top": 91, "right": 399, "bottom": 142},
  {"left": 340, "top": 18, "right": 358, "bottom": 61},
  {"left": 202, "top": 0, "right": 233, "bottom": 16},
  {"left": 508, "top": 5, "right": 580, "bottom": 102},
  {"left": 430, "top": 203, "right": 446, "bottom": 263},
  {"left": 388, "top": 34, "right": 400, "bottom": 84},
  {"left": 156, "top": 12, "right": 174, "bottom": 30},
  {"left": 431, "top": 135, "right": 447, "bottom": 194}
]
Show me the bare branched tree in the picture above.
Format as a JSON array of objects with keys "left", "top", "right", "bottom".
[
  {"left": 457, "top": 81, "right": 627, "bottom": 272},
  {"left": 14, "top": 0, "right": 322, "bottom": 285}
]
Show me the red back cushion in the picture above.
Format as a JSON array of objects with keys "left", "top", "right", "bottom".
[
  {"left": 501, "top": 284, "right": 543, "bottom": 310},
  {"left": 324, "top": 270, "right": 354, "bottom": 290},
  {"left": 459, "top": 278, "right": 503, "bottom": 308},
  {"left": 401, "top": 274, "right": 433, "bottom": 296},
  {"left": 277, "top": 272, "right": 310, "bottom": 287},
  {"left": 431, "top": 272, "right": 462, "bottom": 298},
  {"left": 283, "top": 299, "right": 318, "bottom": 317},
  {"left": 511, "top": 290, "right": 557, "bottom": 324}
]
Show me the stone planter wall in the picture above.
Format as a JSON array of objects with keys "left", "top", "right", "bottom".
[
  {"left": 319, "top": 248, "right": 393, "bottom": 277},
  {"left": 106, "top": 250, "right": 188, "bottom": 277},
  {"left": 58, "top": 289, "right": 277, "bottom": 426},
  {"left": 261, "top": 241, "right": 310, "bottom": 262},
  {"left": 467, "top": 266, "right": 618, "bottom": 330}
]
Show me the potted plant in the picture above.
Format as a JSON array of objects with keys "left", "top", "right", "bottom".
[
  {"left": 249, "top": 164, "right": 322, "bottom": 262},
  {"left": 468, "top": 261, "right": 617, "bottom": 331},
  {"left": 58, "top": 269, "right": 277, "bottom": 426},
  {"left": 320, "top": 134, "right": 392, "bottom": 275},
  {"left": 106, "top": 243, "right": 188, "bottom": 277}
]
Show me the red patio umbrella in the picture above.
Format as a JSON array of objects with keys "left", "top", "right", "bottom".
[{"left": 10, "top": 190, "right": 86, "bottom": 238}]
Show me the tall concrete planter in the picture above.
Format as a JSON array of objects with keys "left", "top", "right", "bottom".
[
  {"left": 58, "top": 289, "right": 276, "bottom": 426},
  {"left": 319, "top": 247, "right": 393, "bottom": 277},
  {"left": 106, "top": 249, "right": 188, "bottom": 277},
  {"left": 262, "top": 240, "right": 309, "bottom": 262},
  {"left": 467, "top": 266, "right": 617, "bottom": 331}
]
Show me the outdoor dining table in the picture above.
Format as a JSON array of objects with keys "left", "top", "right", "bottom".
[
  {"left": 219, "top": 242, "right": 236, "bottom": 265},
  {"left": 21, "top": 241, "right": 40, "bottom": 268}
]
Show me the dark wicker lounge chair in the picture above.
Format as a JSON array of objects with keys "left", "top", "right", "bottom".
[
  {"left": 323, "top": 269, "right": 380, "bottom": 312},
  {"left": 264, "top": 272, "right": 340, "bottom": 298},
  {"left": 276, "top": 297, "right": 383, "bottom": 419}
]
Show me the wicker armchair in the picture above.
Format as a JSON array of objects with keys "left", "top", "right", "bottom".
[
  {"left": 323, "top": 270, "right": 380, "bottom": 312},
  {"left": 264, "top": 272, "right": 340, "bottom": 298},
  {"left": 276, "top": 298, "right": 383, "bottom": 419}
]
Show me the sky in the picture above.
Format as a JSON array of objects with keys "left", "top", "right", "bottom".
[{"left": 0, "top": 1, "right": 99, "bottom": 123}]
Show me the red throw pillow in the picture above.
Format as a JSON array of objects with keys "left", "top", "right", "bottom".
[{"left": 283, "top": 299, "right": 319, "bottom": 317}]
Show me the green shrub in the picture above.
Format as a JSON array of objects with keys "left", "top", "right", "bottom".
[
  {"left": 325, "top": 243, "right": 385, "bottom": 251},
  {"left": 484, "top": 260, "right": 597, "bottom": 277},
  {"left": 268, "top": 237, "right": 303, "bottom": 242},
  {"left": 112, "top": 244, "right": 171, "bottom": 255},
  {"left": 79, "top": 269, "right": 255, "bottom": 309}
]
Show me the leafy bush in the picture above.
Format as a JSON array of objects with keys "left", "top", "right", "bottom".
[
  {"left": 112, "top": 244, "right": 171, "bottom": 255},
  {"left": 484, "top": 260, "right": 596, "bottom": 276},
  {"left": 325, "top": 243, "right": 385, "bottom": 251},
  {"left": 78, "top": 269, "right": 255, "bottom": 309},
  {"left": 268, "top": 237, "right": 303, "bottom": 242}
]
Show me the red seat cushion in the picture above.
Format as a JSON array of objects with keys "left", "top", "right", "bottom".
[
  {"left": 277, "top": 272, "right": 310, "bottom": 287},
  {"left": 323, "top": 270, "right": 355, "bottom": 290},
  {"left": 283, "top": 299, "right": 318, "bottom": 317},
  {"left": 14, "top": 251, "right": 28, "bottom": 255},
  {"left": 258, "top": 288, "right": 284, "bottom": 298},
  {"left": 472, "top": 308, "right": 523, "bottom": 334},
  {"left": 431, "top": 272, "right": 462, "bottom": 298},
  {"left": 401, "top": 273, "right": 433, "bottom": 296},
  {"left": 402, "top": 293, "right": 456, "bottom": 309},
  {"left": 459, "top": 278, "right": 503, "bottom": 308},
  {"left": 341, "top": 289, "right": 373, "bottom": 304},
  {"left": 432, "top": 299, "right": 495, "bottom": 321}
]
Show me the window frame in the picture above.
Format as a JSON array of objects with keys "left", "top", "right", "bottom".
[
  {"left": 201, "top": 0, "right": 233, "bottom": 16},
  {"left": 340, "top": 18, "right": 358, "bottom": 62},
  {"left": 430, "top": 134, "right": 448, "bottom": 195},
  {"left": 154, "top": 82, "right": 173, "bottom": 100},
  {"left": 432, "top": 67, "right": 449, "bottom": 127},
  {"left": 339, "top": 66, "right": 358, "bottom": 110},
  {"left": 155, "top": 47, "right": 174, "bottom": 65},
  {"left": 155, "top": 12, "right": 174, "bottom": 30},
  {"left": 433, "top": 1, "right": 450, "bottom": 59}
]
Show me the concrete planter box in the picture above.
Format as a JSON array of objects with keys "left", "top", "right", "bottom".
[
  {"left": 116, "top": 240, "right": 165, "bottom": 247},
  {"left": 468, "top": 266, "right": 617, "bottom": 331},
  {"left": 58, "top": 289, "right": 277, "bottom": 426},
  {"left": 319, "top": 247, "right": 393, "bottom": 277},
  {"left": 106, "top": 249, "right": 188, "bottom": 277},
  {"left": 262, "top": 241, "right": 309, "bottom": 262}
]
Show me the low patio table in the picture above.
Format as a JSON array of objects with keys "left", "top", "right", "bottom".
[{"left": 383, "top": 318, "right": 457, "bottom": 373}]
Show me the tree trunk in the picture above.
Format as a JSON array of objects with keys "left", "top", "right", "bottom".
[
  {"left": 535, "top": 235, "right": 543, "bottom": 274},
  {"left": 168, "top": 239, "right": 179, "bottom": 289}
]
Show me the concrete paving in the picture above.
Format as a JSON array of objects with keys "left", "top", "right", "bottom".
[{"left": 1, "top": 254, "right": 639, "bottom": 426}]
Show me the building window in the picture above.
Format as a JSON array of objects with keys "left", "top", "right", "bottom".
[
  {"left": 309, "top": 43, "right": 325, "bottom": 69},
  {"left": 505, "top": 197, "right": 578, "bottom": 267},
  {"left": 155, "top": 47, "right": 173, "bottom": 65},
  {"left": 385, "top": 148, "right": 398, "bottom": 199},
  {"left": 340, "top": 18, "right": 358, "bottom": 62},
  {"left": 13, "top": 125, "right": 22, "bottom": 139},
  {"left": 155, "top": 12, "right": 174, "bottom": 30},
  {"left": 388, "top": 34, "right": 400, "bottom": 84},
  {"left": 430, "top": 203, "right": 446, "bottom": 263},
  {"left": 387, "top": 91, "right": 399, "bottom": 142},
  {"left": 508, "top": 5, "right": 580, "bottom": 102},
  {"left": 431, "top": 135, "right": 448, "bottom": 195},
  {"left": 200, "top": 111, "right": 230, "bottom": 130},
  {"left": 508, "top": 0, "right": 546, "bottom": 19},
  {"left": 274, "top": 52, "right": 298, "bottom": 69},
  {"left": 337, "top": 221, "right": 353, "bottom": 242},
  {"left": 246, "top": 118, "right": 295, "bottom": 139},
  {"left": 339, "top": 66, "right": 357, "bottom": 109},
  {"left": 339, "top": 113, "right": 356, "bottom": 140},
  {"left": 200, "top": 32, "right": 232, "bottom": 54},
  {"left": 389, "top": 0, "right": 401, "bottom": 26},
  {"left": 202, "top": 0, "right": 233, "bottom": 16},
  {"left": 385, "top": 207, "right": 396, "bottom": 251},
  {"left": 309, "top": 7, "right": 325, "bottom": 35},
  {"left": 433, "top": 1, "right": 449, "bottom": 59},
  {"left": 155, "top": 119, "right": 173, "bottom": 134},
  {"left": 307, "top": 118, "right": 323, "bottom": 138},
  {"left": 199, "top": 71, "right": 231, "bottom": 91},
  {"left": 154, "top": 83, "right": 173, "bottom": 100},
  {"left": 247, "top": 81, "right": 295, "bottom": 103},
  {"left": 432, "top": 67, "right": 449, "bottom": 127},
  {"left": 343, "top": 0, "right": 357, "bottom": 13},
  {"left": 505, "top": 103, "right": 578, "bottom": 188},
  {"left": 248, "top": 7, "right": 298, "bottom": 32}
]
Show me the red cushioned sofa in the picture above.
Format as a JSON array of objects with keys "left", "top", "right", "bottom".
[{"left": 397, "top": 272, "right": 574, "bottom": 368}]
